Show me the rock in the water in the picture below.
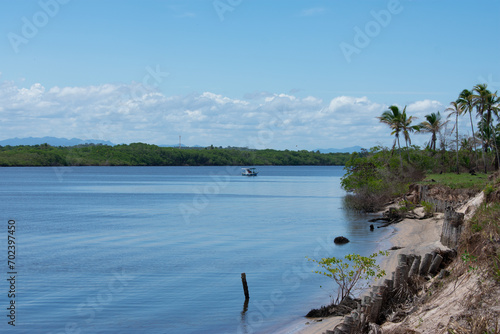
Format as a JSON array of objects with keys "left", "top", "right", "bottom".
[
  {"left": 370, "top": 224, "right": 374, "bottom": 231},
  {"left": 334, "top": 236, "right": 350, "bottom": 244}
]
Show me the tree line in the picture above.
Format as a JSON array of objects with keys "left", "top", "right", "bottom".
[
  {"left": 341, "top": 83, "right": 499, "bottom": 211},
  {"left": 377, "top": 83, "right": 499, "bottom": 173},
  {"left": 0, "top": 143, "right": 351, "bottom": 167}
]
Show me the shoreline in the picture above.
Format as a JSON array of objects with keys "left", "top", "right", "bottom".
[{"left": 284, "top": 208, "right": 447, "bottom": 334}]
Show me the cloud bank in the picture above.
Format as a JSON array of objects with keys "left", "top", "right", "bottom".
[{"left": 0, "top": 80, "right": 446, "bottom": 150}]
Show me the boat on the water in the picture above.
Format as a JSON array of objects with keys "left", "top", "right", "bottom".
[{"left": 241, "top": 167, "right": 259, "bottom": 176}]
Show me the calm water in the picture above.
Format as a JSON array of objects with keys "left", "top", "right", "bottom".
[{"left": 0, "top": 166, "right": 390, "bottom": 333}]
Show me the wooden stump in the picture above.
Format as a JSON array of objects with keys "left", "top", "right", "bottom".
[
  {"left": 419, "top": 253, "right": 433, "bottom": 276},
  {"left": 241, "top": 273, "right": 249, "bottom": 299},
  {"left": 409, "top": 256, "right": 421, "bottom": 278},
  {"left": 440, "top": 207, "right": 465, "bottom": 249},
  {"left": 429, "top": 254, "right": 443, "bottom": 275}
]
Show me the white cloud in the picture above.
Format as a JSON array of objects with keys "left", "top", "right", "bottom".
[
  {"left": 0, "top": 80, "right": 450, "bottom": 150},
  {"left": 407, "top": 99, "right": 443, "bottom": 114},
  {"left": 405, "top": 100, "right": 442, "bottom": 125}
]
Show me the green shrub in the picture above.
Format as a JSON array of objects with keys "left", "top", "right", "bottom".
[
  {"left": 307, "top": 251, "right": 389, "bottom": 304},
  {"left": 398, "top": 199, "right": 416, "bottom": 214},
  {"left": 484, "top": 183, "right": 494, "bottom": 196},
  {"left": 421, "top": 201, "right": 435, "bottom": 215}
]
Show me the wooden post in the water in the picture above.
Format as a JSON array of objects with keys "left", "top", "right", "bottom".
[{"left": 241, "top": 273, "right": 250, "bottom": 299}]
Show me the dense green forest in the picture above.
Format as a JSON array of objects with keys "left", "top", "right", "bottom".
[
  {"left": 341, "top": 83, "right": 500, "bottom": 211},
  {"left": 0, "top": 143, "right": 351, "bottom": 166}
]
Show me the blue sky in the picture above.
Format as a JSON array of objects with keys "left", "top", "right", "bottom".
[{"left": 0, "top": 0, "right": 499, "bottom": 150}]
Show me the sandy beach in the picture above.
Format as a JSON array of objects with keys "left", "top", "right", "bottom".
[{"left": 287, "top": 209, "right": 447, "bottom": 334}]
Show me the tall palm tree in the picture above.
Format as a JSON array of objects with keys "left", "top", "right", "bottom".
[
  {"left": 400, "top": 110, "right": 419, "bottom": 162},
  {"left": 377, "top": 105, "right": 405, "bottom": 169},
  {"left": 419, "top": 112, "right": 448, "bottom": 151},
  {"left": 457, "top": 89, "right": 478, "bottom": 168},
  {"left": 485, "top": 92, "right": 500, "bottom": 169},
  {"left": 473, "top": 84, "right": 490, "bottom": 118},
  {"left": 446, "top": 101, "right": 462, "bottom": 173},
  {"left": 473, "top": 84, "right": 494, "bottom": 172},
  {"left": 477, "top": 115, "right": 495, "bottom": 159}
]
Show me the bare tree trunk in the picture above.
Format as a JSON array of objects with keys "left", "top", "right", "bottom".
[
  {"left": 397, "top": 137, "right": 403, "bottom": 171},
  {"left": 406, "top": 141, "right": 411, "bottom": 163},
  {"left": 469, "top": 112, "right": 479, "bottom": 170},
  {"left": 492, "top": 126, "right": 500, "bottom": 171},
  {"left": 482, "top": 140, "right": 488, "bottom": 174}
]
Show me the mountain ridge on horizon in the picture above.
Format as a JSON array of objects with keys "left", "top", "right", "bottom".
[
  {"left": 0, "top": 136, "right": 115, "bottom": 147},
  {"left": 316, "top": 146, "right": 363, "bottom": 154},
  {"left": 0, "top": 137, "right": 362, "bottom": 153}
]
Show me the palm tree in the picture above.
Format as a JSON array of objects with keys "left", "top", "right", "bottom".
[
  {"left": 473, "top": 84, "right": 494, "bottom": 172},
  {"left": 377, "top": 105, "right": 405, "bottom": 169},
  {"left": 446, "top": 101, "right": 462, "bottom": 173},
  {"left": 477, "top": 116, "right": 495, "bottom": 163},
  {"left": 485, "top": 92, "right": 500, "bottom": 169},
  {"left": 400, "top": 110, "right": 419, "bottom": 162},
  {"left": 419, "top": 112, "right": 448, "bottom": 151},
  {"left": 457, "top": 89, "right": 478, "bottom": 168},
  {"left": 473, "top": 84, "right": 490, "bottom": 118}
]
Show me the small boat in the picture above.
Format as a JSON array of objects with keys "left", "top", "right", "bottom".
[{"left": 241, "top": 167, "right": 259, "bottom": 176}]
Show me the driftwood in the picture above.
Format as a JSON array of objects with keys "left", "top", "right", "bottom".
[
  {"left": 368, "top": 206, "right": 428, "bottom": 229},
  {"left": 368, "top": 217, "right": 391, "bottom": 223}
]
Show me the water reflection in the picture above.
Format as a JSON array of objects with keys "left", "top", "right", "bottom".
[{"left": 240, "top": 298, "right": 249, "bottom": 334}]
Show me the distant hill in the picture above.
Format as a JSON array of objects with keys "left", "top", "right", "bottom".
[
  {"left": 317, "top": 146, "right": 363, "bottom": 153},
  {"left": 158, "top": 144, "right": 200, "bottom": 148},
  {"left": 0, "top": 137, "right": 115, "bottom": 147}
]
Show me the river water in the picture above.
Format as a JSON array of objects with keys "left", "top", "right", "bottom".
[{"left": 0, "top": 166, "right": 390, "bottom": 333}]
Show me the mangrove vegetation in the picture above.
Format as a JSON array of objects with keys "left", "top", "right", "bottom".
[{"left": 0, "top": 143, "right": 351, "bottom": 167}]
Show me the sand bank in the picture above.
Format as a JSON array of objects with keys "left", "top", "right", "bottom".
[
  {"left": 378, "top": 211, "right": 445, "bottom": 277},
  {"left": 287, "top": 209, "right": 447, "bottom": 334}
]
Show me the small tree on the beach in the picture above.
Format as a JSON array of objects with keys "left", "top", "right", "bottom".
[{"left": 308, "top": 251, "right": 389, "bottom": 304}]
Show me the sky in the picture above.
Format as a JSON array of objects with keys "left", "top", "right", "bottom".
[{"left": 0, "top": 0, "right": 499, "bottom": 150}]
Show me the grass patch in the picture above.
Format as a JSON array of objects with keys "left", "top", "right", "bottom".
[
  {"left": 469, "top": 203, "right": 500, "bottom": 237},
  {"left": 465, "top": 202, "right": 500, "bottom": 281},
  {"left": 420, "top": 172, "right": 489, "bottom": 191}
]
